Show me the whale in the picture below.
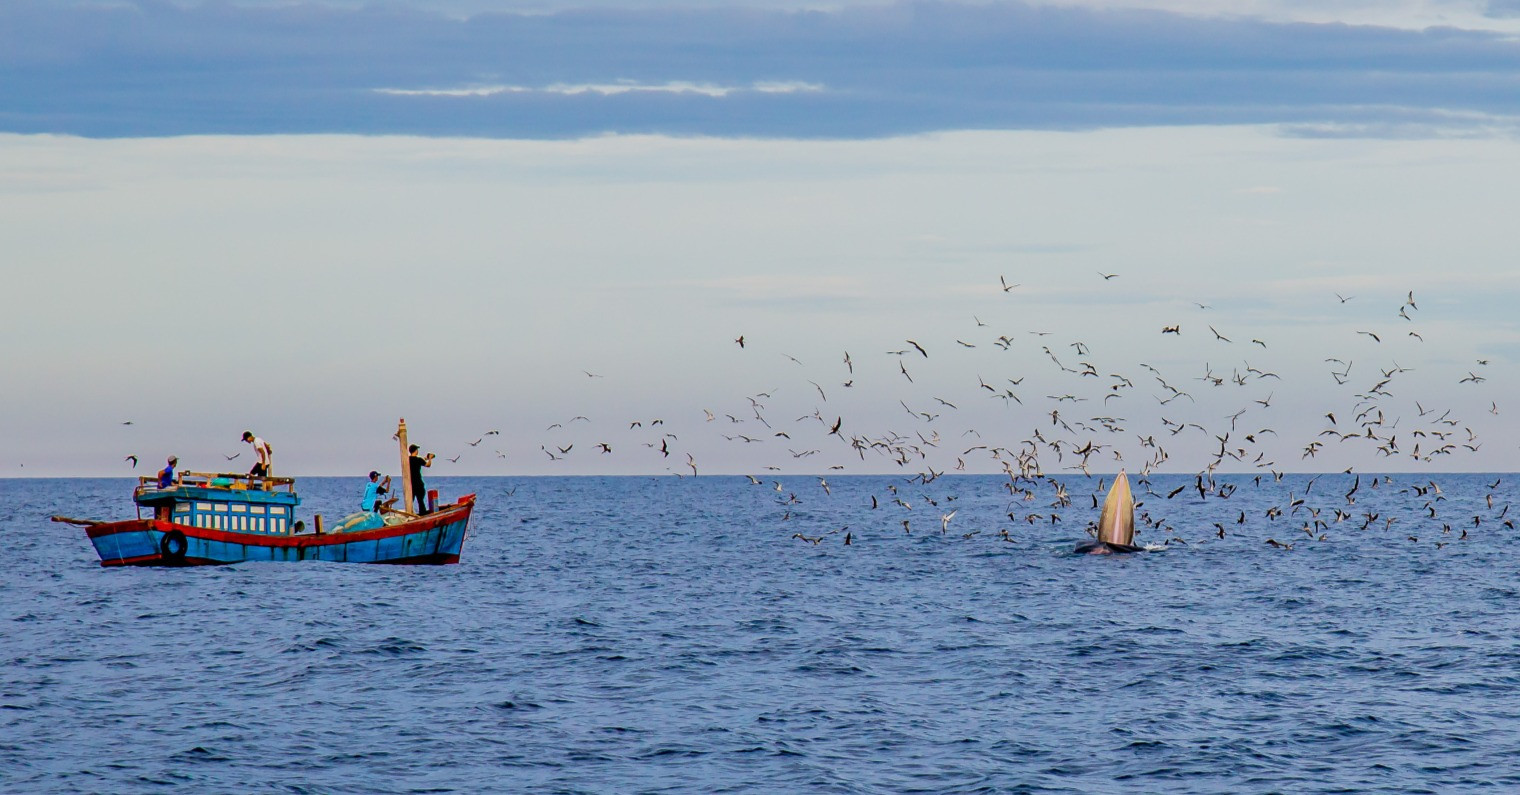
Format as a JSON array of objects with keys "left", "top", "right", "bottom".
[{"left": 1075, "top": 470, "right": 1142, "bottom": 554}]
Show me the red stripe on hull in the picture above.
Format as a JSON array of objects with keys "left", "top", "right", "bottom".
[
  {"left": 103, "top": 553, "right": 457, "bottom": 567},
  {"left": 373, "top": 553, "right": 460, "bottom": 565},
  {"left": 101, "top": 554, "right": 222, "bottom": 568}
]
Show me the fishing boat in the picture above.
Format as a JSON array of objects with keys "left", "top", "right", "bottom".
[{"left": 55, "top": 419, "right": 475, "bottom": 567}]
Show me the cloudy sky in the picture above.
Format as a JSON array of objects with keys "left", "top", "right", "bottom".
[{"left": 3, "top": 0, "right": 1518, "bottom": 477}]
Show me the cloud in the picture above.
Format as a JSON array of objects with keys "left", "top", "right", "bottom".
[
  {"left": 4, "top": 1, "right": 1520, "bottom": 138},
  {"left": 678, "top": 274, "right": 873, "bottom": 302},
  {"left": 373, "top": 80, "right": 825, "bottom": 98}
]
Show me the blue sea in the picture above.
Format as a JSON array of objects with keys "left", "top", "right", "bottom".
[{"left": 4, "top": 473, "right": 1520, "bottom": 793}]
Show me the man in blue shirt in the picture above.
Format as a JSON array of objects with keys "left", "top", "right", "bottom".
[
  {"left": 157, "top": 456, "right": 178, "bottom": 489},
  {"left": 361, "top": 470, "right": 391, "bottom": 513}
]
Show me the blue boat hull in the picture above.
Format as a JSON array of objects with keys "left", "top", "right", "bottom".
[{"left": 85, "top": 498, "right": 475, "bottom": 566}]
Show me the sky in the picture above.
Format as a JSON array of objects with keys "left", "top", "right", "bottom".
[{"left": 3, "top": 0, "right": 1518, "bottom": 478}]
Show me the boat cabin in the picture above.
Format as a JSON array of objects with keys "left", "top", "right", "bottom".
[{"left": 134, "top": 471, "right": 302, "bottom": 536}]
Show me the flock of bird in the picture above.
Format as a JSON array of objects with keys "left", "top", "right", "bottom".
[{"left": 116, "top": 272, "right": 1508, "bottom": 550}]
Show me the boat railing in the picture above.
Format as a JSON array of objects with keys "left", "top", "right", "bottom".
[{"left": 136, "top": 471, "right": 296, "bottom": 497}]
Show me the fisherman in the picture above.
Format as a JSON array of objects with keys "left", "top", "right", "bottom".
[
  {"left": 361, "top": 470, "right": 391, "bottom": 513},
  {"left": 408, "top": 444, "right": 434, "bottom": 514},
  {"left": 242, "top": 431, "right": 273, "bottom": 477},
  {"left": 157, "top": 456, "right": 178, "bottom": 489}
]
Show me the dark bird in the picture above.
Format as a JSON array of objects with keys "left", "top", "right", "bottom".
[
  {"left": 124, "top": 455, "right": 138, "bottom": 468},
  {"left": 583, "top": 370, "right": 603, "bottom": 378},
  {"left": 1209, "top": 326, "right": 1231, "bottom": 343},
  {"left": 734, "top": 335, "right": 745, "bottom": 348},
  {"left": 446, "top": 454, "right": 461, "bottom": 463},
  {"left": 1000, "top": 276, "right": 1020, "bottom": 292},
  {"left": 223, "top": 453, "right": 240, "bottom": 461},
  {"left": 1356, "top": 331, "right": 1381, "bottom": 343},
  {"left": 1099, "top": 271, "right": 1119, "bottom": 280},
  {"left": 906, "top": 339, "right": 928, "bottom": 357},
  {"left": 1161, "top": 325, "right": 1180, "bottom": 334}
]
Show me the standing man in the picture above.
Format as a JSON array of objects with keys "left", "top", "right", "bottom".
[
  {"left": 408, "top": 444, "right": 434, "bottom": 514},
  {"left": 361, "top": 471, "right": 391, "bottom": 513},
  {"left": 242, "top": 431, "right": 273, "bottom": 476}
]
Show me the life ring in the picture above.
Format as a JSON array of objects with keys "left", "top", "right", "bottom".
[{"left": 160, "top": 529, "right": 189, "bottom": 564}]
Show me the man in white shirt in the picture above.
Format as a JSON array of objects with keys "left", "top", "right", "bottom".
[{"left": 241, "top": 430, "right": 273, "bottom": 476}]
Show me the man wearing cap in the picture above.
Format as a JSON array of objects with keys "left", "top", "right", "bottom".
[
  {"left": 361, "top": 470, "right": 391, "bottom": 513},
  {"left": 157, "top": 455, "right": 179, "bottom": 489},
  {"left": 408, "top": 444, "right": 434, "bottom": 514},
  {"left": 242, "top": 431, "right": 272, "bottom": 476}
]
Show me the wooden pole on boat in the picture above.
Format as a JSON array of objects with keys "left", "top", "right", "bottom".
[{"left": 397, "top": 418, "right": 412, "bottom": 516}]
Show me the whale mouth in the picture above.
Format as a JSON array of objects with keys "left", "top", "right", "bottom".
[
  {"left": 1096, "top": 469, "right": 1136, "bottom": 546},
  {"left": 1074, "top": 540, "right": 1145, "bottom": 555}
]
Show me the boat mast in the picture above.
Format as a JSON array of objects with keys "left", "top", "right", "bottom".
[{"left": 397, "top": 418, "right": 412, "bottom": 513}]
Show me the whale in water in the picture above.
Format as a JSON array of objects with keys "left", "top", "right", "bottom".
[{"left": 1075, "top": 470, "right": 1143, "bottom": 554}]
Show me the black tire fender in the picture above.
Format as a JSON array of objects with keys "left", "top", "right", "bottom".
[{"left": 160, "top": 529, "right": 188, "bottom": 564}]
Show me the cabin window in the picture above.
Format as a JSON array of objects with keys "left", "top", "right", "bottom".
[
  {"left": 230, "top": 504, "right": 247, "bottom": 513},
  {"left": 214, "top": 503, "right": 228, "bottom": 512},
  {"left": 250, "top": 505, "right": 266, "bottom": 515},
  {"left": 196, "top": 502, "right": 213, "bottom": 512},
  {"left": 174, "top": 504, "right": 189, "bottom": 514},
  {"left": 270, "top": 506, "right": 286, "bottom": 515}
]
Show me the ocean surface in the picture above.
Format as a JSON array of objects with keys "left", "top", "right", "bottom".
[{"left": 4, "top": 473, "right": 1520, "bottom": 793}]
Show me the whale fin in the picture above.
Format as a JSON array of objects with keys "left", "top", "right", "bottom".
[{"left": 1097, "top": 470, "right": 1135, "bottom": 546}]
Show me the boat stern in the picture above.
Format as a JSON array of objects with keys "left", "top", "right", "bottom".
[{"left": 85, "top": 520, "right": 202, "bottom": 567}]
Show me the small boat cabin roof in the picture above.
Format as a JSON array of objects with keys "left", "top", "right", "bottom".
[{"left": 135, "top": 471, "right": 299, "bottom": 509}]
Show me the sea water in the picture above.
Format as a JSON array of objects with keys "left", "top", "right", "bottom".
[{"left": 4, "top": 474, "right": 1520, "bottom": 793}]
